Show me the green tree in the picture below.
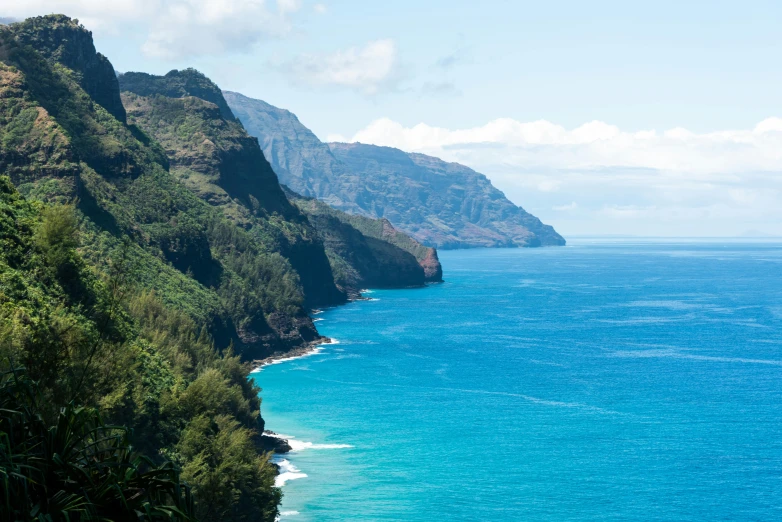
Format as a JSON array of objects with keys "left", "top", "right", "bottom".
[
  {"left": 178, "top": 415, "right": 280, "bottom": 522},
  {"left": 0, "top": 366, "right": 195, "bottom": 521}
]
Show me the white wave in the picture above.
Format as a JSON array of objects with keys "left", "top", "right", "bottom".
[
  {"left": 272, "top": 432, "right": 353, "bottom": 452},
  {"left": 609, "top": 349, "right": 782, "bottom": 366},
  {"left": 265, "top": 349, "right": 323, "bottom": 366},
  {"left": 251, "top": 339, "right": 342, "bottom": 373},
  {"left": 280, "top": 512, "right": 300, "bottom": 517},
  {"left": 274, "top": 459, "right": 307, "bottom": 487},
  {"left": 250, "top": 348, "right": 324, "bottom": 372},
  {"left": 287, "top": 438, "right": 353, "bottom": 452}
]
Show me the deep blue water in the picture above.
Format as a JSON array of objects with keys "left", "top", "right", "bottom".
[{"left": 253, "top": 240, "right": 782, "bottom": 521}]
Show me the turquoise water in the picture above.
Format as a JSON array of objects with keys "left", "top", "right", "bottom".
[{"left": 253, "top": 240, "right": 782, "bottom": 521}]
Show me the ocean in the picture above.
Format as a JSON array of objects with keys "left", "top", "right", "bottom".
[{"left": 252, "top": 240, "right": 782, "bottom": 521}]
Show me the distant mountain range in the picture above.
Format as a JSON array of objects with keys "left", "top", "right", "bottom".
[{"left": 224, "top": 91, "right": 565, "bottom": 249}]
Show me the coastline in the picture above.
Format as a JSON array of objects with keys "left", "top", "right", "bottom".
[
  {"left": 253, "top": 337, "right": 341, "bottom": 457},
  {"left": 251, "top": 291, "right": 380, "bottom": 511},
  {"left": 251, "top": 292, "right": 374, "bottom": 372},
  {"left": 251, "top": 336, "right": 339, "bottom": 372}
]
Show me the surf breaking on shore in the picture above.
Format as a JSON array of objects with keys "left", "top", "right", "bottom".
[
  {"left": 251, "top": 337, "right": 353, "bottom": 509},
  {"left": 251, "top": 337, "right": 341, "bottom": 373}
]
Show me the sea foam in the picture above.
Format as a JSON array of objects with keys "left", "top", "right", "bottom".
[{"left": 274, "top": 459, "right": 307, "bottom": 487}]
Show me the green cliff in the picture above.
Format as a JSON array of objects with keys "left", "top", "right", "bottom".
[
  {"left": 1, "top": 16, "right": 341, "bottom": 359},
  {"left": 1, "top": 15, "right": 282, "bottom": 521},
  {"left": 118, "top": 69, "right": 346, "bottom": 313},
  {"left": 329, "top": 143, "right": 566, "bottom": 248},
  {"left": 285, "top": 187, "right": 443, "bottom": 296},
  {"left": 224, "top": 90, "right": 565, "bottom": 249},
  {"left": 0, "top": 15, "right": 451, "bottom": 520}
]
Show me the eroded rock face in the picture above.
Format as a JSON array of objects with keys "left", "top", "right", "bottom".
[
  {"left": 287, "top": 188, "right": 444, "bottom": 290},
  {"left": 10, "top": 15, "right": 127, "bottom": 123},
  {"left": 223, "top": 91, "right": 344, "bottom": 201},
  {"left": 330, "top": 143, "right": 566, "bottom": 248},
  {"left": 119, "top": 71, "right": 347, "bottom": 310},
  {"left": 419, "top": 249, "right": 443, "bottom": 282},
  {"left": 225, "top": 91, "right": 565, "bottom": 249}
]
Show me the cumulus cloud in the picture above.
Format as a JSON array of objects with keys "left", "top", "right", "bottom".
[
  {"left": 2, "top": 0, "right": 302, "bottom": 59},
  {"left": 278, "top": 39, "right": 400, "bottom": 94},
  {"left": 339, "top": 117, "right": 782, "bottom": 236},
  {"left": 345, "top": 116, "right": 782, "bottom": 173}
]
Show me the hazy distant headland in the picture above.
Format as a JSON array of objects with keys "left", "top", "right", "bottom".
[{"left": 225, "top": 91, "right": 566, "bottom": 249}]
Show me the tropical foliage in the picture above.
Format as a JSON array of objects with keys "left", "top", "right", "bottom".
[
  {"left": 0, "top": 15, "right": 290, "bottom": 520},
  {"left": 0, "top": 176, "right": 280, "bottom": 520}
]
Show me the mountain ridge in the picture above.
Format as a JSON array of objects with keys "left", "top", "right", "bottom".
[
  {"left": 224, "top": 90, "right": 565, "bottom": 249},
  {"left": 0, "top": 13, "right": 449, "bottom": 521},
  {"left": 285, "top": 186, "right": 443, "bottom": 294}
]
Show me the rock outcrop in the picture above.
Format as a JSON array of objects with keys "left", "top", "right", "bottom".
[{"left": 9, "top": 15, "right": 127, "bottom": 123}]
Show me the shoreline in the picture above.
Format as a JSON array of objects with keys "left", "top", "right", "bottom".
[
  {"left": 251, "top": 336, "right": 339, "bottom": 373},
  {"left": 252, "top": 284, "right": 420, "bottom": 371},
  {"left": 251, "top": 291, "right": 383, "bottom": 504},
  {"left": 253, "top": 337, "right": 341, "bottom": 456}
]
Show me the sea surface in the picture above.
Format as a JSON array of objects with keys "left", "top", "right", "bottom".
[{"left": 253, "top": 240, "right": 782, "bottom": 521}]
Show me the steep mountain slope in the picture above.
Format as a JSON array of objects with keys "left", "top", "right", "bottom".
[
  {"left": 287, "top": 188, "right": 443, "bottom": 283},
  {"left": 0, "top": 16, "right": 281, "bottom": 521},
  {"left": 285, "top": 188, "right": 442, "bottom": 295},
  {"left": 10, "top": 15, "right": 127, "bottom": 122},
  {"left": 223, "top": 91, "right": 347, "bottom": 205},
  {"left": 1, "top": 16, "right": 335, "bottom": 361},
  {"left": 330, "top": 143, "right": 566, "bottom": 248},
  {"left": 118, "top": 70, "right": 345, "bottom": 311},
  {"left": 224, "top": 91, "right": 565, "bottom": 249}
]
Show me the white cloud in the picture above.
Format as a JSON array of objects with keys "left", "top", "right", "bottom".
[
  {"left": 345, "top": 116, "right": 782, "bottom": 173},
  {"left": 3, "top": 0, "right": 302, "bottom": 59},
  {"left": 313, "top": 3, "right": 327, "bottom": 14},
  {"left": 339, "top": 117, "right": 782, "bottom": 236},
  {"left": 276, "top": 0, "right": 300, "bottom": 14},
  {"left": 552, "top": 202, "right": 578, "bottom": 211},
  {"left": 278, "top": 39, "right": 399, "bottom": 94}
]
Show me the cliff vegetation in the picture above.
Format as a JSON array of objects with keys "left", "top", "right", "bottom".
[{"left": 0, "top": 14, "right": 450, "bottom": 520}]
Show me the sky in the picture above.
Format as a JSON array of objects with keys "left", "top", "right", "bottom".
[{"left": 3, "top": 0, "right": 782, "bottom": 237}]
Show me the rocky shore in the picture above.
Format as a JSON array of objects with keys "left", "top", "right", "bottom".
[
  {"left": 252, "top": 335, "right": 339, "bottom": 370},
  {"left": 261, "top": 431, "right": 293, "bottom": 454}
]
